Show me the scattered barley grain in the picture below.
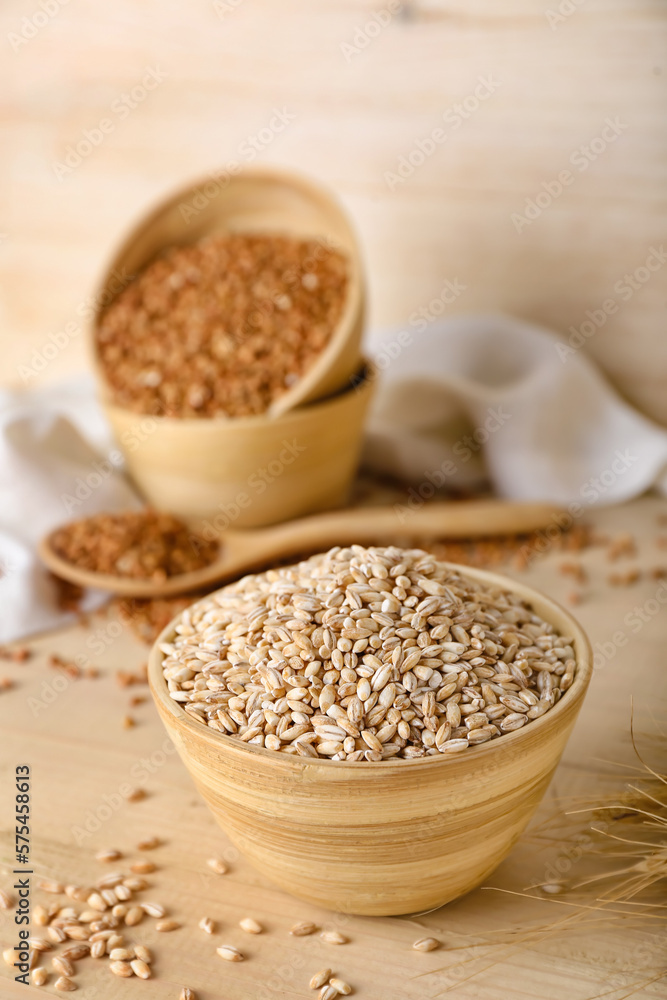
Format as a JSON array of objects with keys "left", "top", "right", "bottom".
[
  {"left": 131, "top": 959, "right": 152, "bottom": 979},
  {"left": 216, "top": 945, "right": 244, "bottom": 962},
  {"left": 291, "top": 921, "right": 319, "bottom": 936},
  {"left": 110, "top": 960, "right": 133, "bottom": 977},
  {"left": 309, "top": 968, "right": 332, "bottom": 989},
  {"left": 320, "top": 930, "right": 348, "bottom": 945},
  {"left": 239, "top": 917, "right": 263, "bottom": 934},
  {"left": 54, "top": 975, "right": 77, "bottom": 991},
  {"left": 412, "top": 937, "right": 440, "bottom": 952},
  {"left": 156, "top": 919, "right": 180, "bottom": 932},
  {"left": 330, "top": 979, "right": 352, "bottom": 996}
]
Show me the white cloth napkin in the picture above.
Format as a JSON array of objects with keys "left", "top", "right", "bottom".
[
  {"left": 364, "top": 315, "right": 667, "bottom": 504},
  {"left": 2, "top": 315, "right": 666, "bottom": 643},
  {"left": 0, "top": 377, "right": 142, "bottom": 643}
]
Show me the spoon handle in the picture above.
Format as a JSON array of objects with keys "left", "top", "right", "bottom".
[{"left": 244, "top": 500, "right": 562, "bottom": 565}]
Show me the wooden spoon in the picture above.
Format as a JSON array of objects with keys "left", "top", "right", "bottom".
[{"left": 38, "top": 500, "right": 561, "bottom": 599}]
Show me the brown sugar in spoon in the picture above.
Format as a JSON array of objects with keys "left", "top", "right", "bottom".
[{"left": 39, "top": 499, "right": 564, "bottom": 599}]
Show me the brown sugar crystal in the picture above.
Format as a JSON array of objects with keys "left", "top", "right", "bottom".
[
  {"left": 95, "top": 232, "right": 348, "bottom": 418},
  {"left": 50, "top": 510, "right": 218, "bottom": 582}
]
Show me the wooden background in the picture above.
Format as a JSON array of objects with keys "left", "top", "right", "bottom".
[{"left": 1, "top": 0, "right": 666, "bottom": 422}]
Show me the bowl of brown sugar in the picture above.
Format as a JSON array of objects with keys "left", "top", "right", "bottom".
[{"left": 88, "top": 167, "right": 370, "bottom": 525}]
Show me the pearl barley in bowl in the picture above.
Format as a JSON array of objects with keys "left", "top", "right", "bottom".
[{"left": 148, "top": 546, "right": 592, "bottom": 915}]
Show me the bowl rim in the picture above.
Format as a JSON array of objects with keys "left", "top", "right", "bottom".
[
  {"left": 101, "top": 361, "right": 372, "bottom": 428},
  {"left": 148, "top": 559, "right": 593, "bottom": 769},
  {"left": 88, "top": 164, "right": 364, "bottom": 411}
]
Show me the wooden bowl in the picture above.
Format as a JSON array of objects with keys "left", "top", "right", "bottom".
[
  {"left": 148, "top": 564, "right": 593, "bottom": 916},
  {"left": 88, "top": 166, "right": 365, "bottom": 416},
  {"left": 104, "top": 365, "right": 372, "bottom": 525}
]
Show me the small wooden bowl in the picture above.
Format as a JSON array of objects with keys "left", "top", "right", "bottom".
[
  {"left": 88, "top": 165, "right": 365, "bottom": 416},
  {"left": 104, "top": 365, "right": 372, "bottom": 525},
  {"left": 148, "top": 565, "right": 593, "bottom": 916}
]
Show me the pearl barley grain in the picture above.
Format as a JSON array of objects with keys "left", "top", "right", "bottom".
[
  {"left": 52, "top": 956, "right": 74, "bottom": 977},
  {"left": 161, "top": 546, "right": 574, "bottom": 762},
  {"left": 38, "top": 879, "right": 64, "bottom": 894},
  {"left": 54, "top": 975, "right": 77, "bottom": 991},
  {"left": 320, "top": 930, "right": 348, "bottom": 945},
  {"left": 216, "top": 945, "right": 244, "bottom": 962},
  {"left": 131, "top": 959, "right": 152, "bottom": 979},
  {"left": 412, "top": 937, "right": 440, "bottom": 952},
  {"left": 330, "top": 979, "right": 352, "bottom": 996},
  {"left": 309, "top": 968, "right": 332, "bottom": 989},
  {"left": 156, "top": 919, "right": 181, "bottom": 932},
  {"left": 125, "top": 906, "right": 144, "bottom": 926},
  {"left": 206, "top": 857, "right": 228, "bottom": 874},
  {"left": 239, "top": 917, "right": 263, "bottom": 934},
  {"left": 137, "top": 836, "right": 160, "bottom": 850},
  {"left": 95, "top": 848, "right": 122, "bottom": 863},
  {"left": 290, "top": 921, "right": 319, "bottom": 937},
  {"left": 28, "top": 937, "right": 52, "bottom": 952},
  {"left": 130, "top": 861, "right": 155, "bottom": 875},
  {"left": 110, "top": 960, "right": 133, "bottom": 977},
  {"left": 109, "top": 948, "right": 134, "bottom": 961},
  {"left": 61, "top": 944, "right": 89, "bottom": 961}
]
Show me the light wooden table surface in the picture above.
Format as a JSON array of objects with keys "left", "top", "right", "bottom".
[{"left": 1, "top": 496, "right": 665, "bottom": 999}]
